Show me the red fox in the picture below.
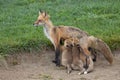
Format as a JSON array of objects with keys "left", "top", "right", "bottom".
[
  {"left": 33, "top": 10, "right": 113, "bottom": 66},
  {"left": 60, "top": 38, "right": 73, "bottom": 74},
  {"left": 33, "top": 11, "right": 88, "bottom": 66}
]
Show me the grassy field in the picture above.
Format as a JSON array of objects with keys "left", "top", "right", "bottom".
[{"left": 0, "top": 0, "right": 120, "bottom": 55}]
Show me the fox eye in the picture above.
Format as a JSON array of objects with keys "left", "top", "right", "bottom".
[{"left": 66, "top": 45, "right": 69, "bottom": 47}]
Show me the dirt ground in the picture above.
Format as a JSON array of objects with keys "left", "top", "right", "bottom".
[{"left": 0, "top": 50, "right": 120, "bottom": 80}]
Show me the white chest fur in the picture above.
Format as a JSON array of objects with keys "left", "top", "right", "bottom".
[{"left": 43, "top": 27, "right": 54, "bottom": 45}]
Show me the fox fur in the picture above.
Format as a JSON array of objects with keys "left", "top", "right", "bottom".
[
  {"left": 61, "top": 38, "right": 94, "bottom": 74},
  {"left": 79, "top": 36, "right": 114, "bottom": 64},
  {"left": 72, "top": 38, "right": 94, "bottom": 74},
  {"left": 60, "top": 38, "right": 73, "bottom": 73},
  {"left": 33, "top": 11, "right": 88, "bottom": 66}
]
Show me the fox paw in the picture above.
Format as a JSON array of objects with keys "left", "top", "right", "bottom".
[
  {"left": 84, "top": 71, "right": 88, "bottom": 74},
  {"left": 78, "top": 72, "right": 82, "bottom": 75},
  {"left": 67, "top": 70, "right": 71, "bottom": 74},
  {"left": 52, "top": 60, "right": 60, "bottom": 66}
]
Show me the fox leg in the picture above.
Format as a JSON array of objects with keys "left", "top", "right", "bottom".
[
  {"left": 54, "top": 45, "right": 61, "bottom": 66},
  {"left": 78, "top": 60, "right": 86, "bottom": 75},
  {"left": 92, "top": 52, "right": 97, "bottom": 62},
  {"left": 66, "top": 64, "right": 72, "bottom": 74},
  {"left": 88, "top": 47, "right": 97, "bottom": 62},
  {"left": 52, "top": 43, "right": 61, "bottom": 66},
  {"left": 84, "top": 57, "right": 94, "bottom": 74},
  {"left": 78, "top": 68, "right": 86, "bottom": 75},
  {"left": 51, "top": 34, "right": 61, "bottom": 66}
]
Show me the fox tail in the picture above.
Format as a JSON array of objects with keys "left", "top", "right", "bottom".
[{"left": 89, "top": 36, "right": 114, "bottom": 64}]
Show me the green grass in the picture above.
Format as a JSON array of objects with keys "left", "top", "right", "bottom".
[{"left": 0, "top": 0, "right": 120, "bottom": 55}]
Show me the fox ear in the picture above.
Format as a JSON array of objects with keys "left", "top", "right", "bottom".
[
  {"left": 44, "top": 11, "right": 47, "bottom": 17},
  {"left": 44, "top": 11, "right": 50, "bottom": 19},
  {"left": 39, "top": 9, "right": 43, "bottom": 14},
  {"left": 39, "top": 11, "right": 41, "bottom": 15}
]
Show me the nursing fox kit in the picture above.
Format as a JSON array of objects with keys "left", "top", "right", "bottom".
[{"left": 61, "top": 38, "right": 94, "bottom": 74}]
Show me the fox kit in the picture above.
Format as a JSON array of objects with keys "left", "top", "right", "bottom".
[
  {"left": 61, "top": 38, "right": 87, "bottom": 74},
  {"left": 72, "top": 38, "right": 94, "bottom": 75},
  {"left": 60, "top": 38, "right": 73, "bottom": 74},
  {"left": 61, "top": 38, "right": 94, "bottom": 74},
  {"left": 71, "top": 38, "right": 86, "bottom": 74},
  {"left": 33, "top": 10, "right": 88, "bottom": 66}
]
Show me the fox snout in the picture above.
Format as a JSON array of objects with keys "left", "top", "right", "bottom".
[
  {"left": 33, "top": 20, "right": 44, "bottom": 27},
  {"left": 33, "top": 21, "right": 39, "bottom": 27},
  {"left": 33, "top": 23, "right": 38, "bottom": 27}
]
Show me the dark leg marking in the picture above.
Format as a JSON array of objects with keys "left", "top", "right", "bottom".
[{"left": 52, "top": 47, "right": 61, "bottom": 66}]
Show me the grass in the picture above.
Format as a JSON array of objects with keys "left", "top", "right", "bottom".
[{"left": 0, "top": 0, "right": 120, "bottom": 55}]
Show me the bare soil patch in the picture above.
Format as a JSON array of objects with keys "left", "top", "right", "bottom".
[{"left": 0, "top": 50, "right": 120, "bottom": 80}]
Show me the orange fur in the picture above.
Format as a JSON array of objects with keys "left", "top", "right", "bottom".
[{"left": 33, "top": 11, "right": 88, "bottom": 66}]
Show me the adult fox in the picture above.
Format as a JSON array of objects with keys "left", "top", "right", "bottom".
[
  {"left": 33, "top": 11, "right": 113, "bottom": 66},
  {"left": 33, "top": 11, "right": 88, "bottom": 66}
]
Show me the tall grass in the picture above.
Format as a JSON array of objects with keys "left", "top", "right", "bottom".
[{"left": 0, "top": 0, "right": 120, "bottom": 55}]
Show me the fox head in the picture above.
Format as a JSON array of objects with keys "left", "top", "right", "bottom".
[
  {"left": 33, "top": 10, "right": 50, "bottom": 26},
  {"left": 64, "top": 38, "right": 74, "bottom": 48},
  {"left": 64, "top": 38, "right": 80, "bottom": 48}
]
